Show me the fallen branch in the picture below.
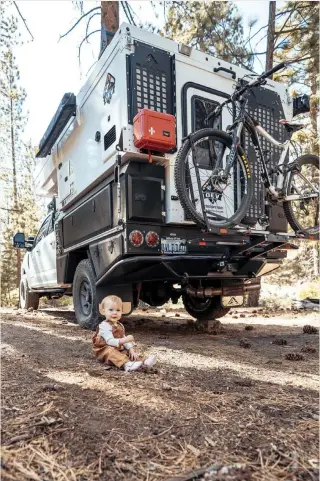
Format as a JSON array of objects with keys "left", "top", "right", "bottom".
[{"left": 130, "top": 425, "right": 173, "bottom": 443}]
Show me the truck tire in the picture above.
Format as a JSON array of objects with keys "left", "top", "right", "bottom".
[
  {"left": 182, "top": 294, "right": 230, "bottom": 320},
  {"left": 73, "top": 259, "right": 100, "bottom": 330},
  {"left": 245, "top": 288, "right": 261, "bottom": 307},
  {"left": 19, "top": 277, "right": 39, "bottom": 310}
]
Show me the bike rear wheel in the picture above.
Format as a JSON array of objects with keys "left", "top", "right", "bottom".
[
  {"left": 283, "top": 154, "right": 319, "bottom": 238},
  {"left": 174, "top": 129, "right": 253, "bottom": 229}
]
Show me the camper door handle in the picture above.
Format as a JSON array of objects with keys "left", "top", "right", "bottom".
[{"left": 213, "top": 67, "right": 236, "bottom": 79}]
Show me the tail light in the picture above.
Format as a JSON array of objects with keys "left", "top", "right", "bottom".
[
  {"left": 145, "top": 231, "right": 159, "bottom": 247},
  {"left": 129, "top": 230, "right": 144, "bottom": 247}
]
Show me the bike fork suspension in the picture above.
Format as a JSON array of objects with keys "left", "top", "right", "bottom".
[{"left": 225, "top": 122, "right": 244, "bottom": 176}]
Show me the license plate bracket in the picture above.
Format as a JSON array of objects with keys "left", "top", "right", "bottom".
[{"left": 161, "top": 237, "right": 187, "bottom": 255}]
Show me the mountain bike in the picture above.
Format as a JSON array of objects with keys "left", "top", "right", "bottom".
[{"left": 174, "top": 61, "right": 319, "bottom": 238}]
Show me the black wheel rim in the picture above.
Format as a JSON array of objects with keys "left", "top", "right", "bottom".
[
  {"left": 184, "top": 136, "right": 249, "bottom": 226},
  {"left": 79, "top": 280, "right": 92, "bottom": 316}
]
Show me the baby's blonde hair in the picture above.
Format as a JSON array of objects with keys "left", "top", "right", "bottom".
[{"left": 99, "top": 295, "right": 123, "bottom": 316}]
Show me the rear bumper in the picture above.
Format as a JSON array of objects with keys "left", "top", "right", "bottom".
[{"left": 96, "top": 254, "right": 283, "bottom": 286}]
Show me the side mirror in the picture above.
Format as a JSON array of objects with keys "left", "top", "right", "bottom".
[
  {"left": 26, "top": 236, "right": 35, "bottom": 251},
  {"left": 13, "top": 232, "right": 26, "bottom": 248}
]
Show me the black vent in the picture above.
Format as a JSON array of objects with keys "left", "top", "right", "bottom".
[
  {"left": 127, "top": 41, "right": 175, "bottom": 123},
  {"left": 243, "top": 87, "right": 288, "bottom": 224},
  {"left": 104, "top": 125, "right": 116, "bottom": 151}
]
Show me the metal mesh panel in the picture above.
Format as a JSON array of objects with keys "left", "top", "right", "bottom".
[
  {"left": 127, "top": 41, "right": 175, "bottom": 123},
  {"left": 135, "top": 64, "right": 168, "bottom": 113},
  {"left": 243, "top": 88, "right": 287, "bottom": 224}
]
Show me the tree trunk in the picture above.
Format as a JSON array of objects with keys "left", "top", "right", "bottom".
[
  {"left": 99, "top": 1, "right": 119, "bottom": 58},
  {"left": 265, "top": 1, "right": 276, "bottom": 72},
  {"left": 309, "top": 62, "right": 319, "bottom": 155},
  {"left": 312, "top": 243, "right": 319, "bottom": 277},
  {"left": 9, "top": 76, "right": 21, "bottom": 288}
]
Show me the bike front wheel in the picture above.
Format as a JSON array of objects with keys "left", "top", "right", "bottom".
[
  {"left": 283, "top": 154, "right": 319, "bottom": 238},
  {"left": 174, "top": 129, "right": 253, "bottom": 229}
]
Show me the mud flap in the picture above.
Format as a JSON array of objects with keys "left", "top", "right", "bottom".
[{"left": 221, "top": 283, "right": 244, "bottom": 308}]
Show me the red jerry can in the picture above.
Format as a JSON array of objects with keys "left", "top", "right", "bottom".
[{"left": 133, "top": 109, "right": 176, "bottom": 152}]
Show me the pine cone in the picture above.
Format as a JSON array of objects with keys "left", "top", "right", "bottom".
[
  {"left": 301, "top": 344, "right": 317, "bottom": 354},
  {"left": 239, "top": 338, "right": 251, "bottom": 349},
  {"left": 303, "top": 325, "right": 319, "bottom": 334},
  {"left": 272, "top": 339, "right": 287, "bottom": 345},
  {"left": 245, "top": 325, "right": 254, "bottom": 331},
  {"left": 285, "top": 353, "right": 304, "bottom": 361}
]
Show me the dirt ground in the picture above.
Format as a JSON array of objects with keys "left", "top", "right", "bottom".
[{"left": 1, "top": 305, "right": 319, "bottom": 481}]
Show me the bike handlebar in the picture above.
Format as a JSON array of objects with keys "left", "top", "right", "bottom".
[
  {"left": 260, "top": 61, "right": 287, "bottom": 79},
  {"left": 206, "top": 62, "right": 287, "bottom": 123}
]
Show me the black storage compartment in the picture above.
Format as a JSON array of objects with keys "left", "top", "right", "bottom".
[
  {"left": 128, "top": 177, "right": 162, "bottom": 221},
  {"left": 113, "top": 162, "right": 165, "bottom": 224},
  {"left": 63, "top": 185, "right": 112, "bottom": 248}
]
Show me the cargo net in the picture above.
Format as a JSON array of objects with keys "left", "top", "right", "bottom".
[
  {"left": 243, "top": 104, "right": 287, "bottom": 223},
  {"left": 136, "top": 64, "right": 168, "bottom": 113}
]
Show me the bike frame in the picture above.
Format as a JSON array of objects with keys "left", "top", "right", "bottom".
[
  {"left": 241, "top": 112, "right": 290, "bottom": 198},
  {"left": 224, "top": 97, "right": 318, "bottom": 202}
]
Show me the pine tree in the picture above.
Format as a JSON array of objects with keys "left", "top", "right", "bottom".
[
  {"left": 165, "top": 1, "right": 254, "bottom": 69},
  {"left": 270, "top": 2, "right": 320, "bottom": 283},
  {"left": 0, "top": 3, "right": 40, "bottom": 306},
  {"left": 273, "top": 1, "right": 319, "bottom": 155}
]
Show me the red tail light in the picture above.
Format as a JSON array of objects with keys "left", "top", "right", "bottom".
[
  {"left": 145, "top": 231, "right": 159, "bottom": 247},
  {"left": 129, "top": 230, "right": 144, "bottom": 247}
]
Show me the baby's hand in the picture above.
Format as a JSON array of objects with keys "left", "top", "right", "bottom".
[{"left": 128, "top": 348, "right": 139, "bottom": 361}]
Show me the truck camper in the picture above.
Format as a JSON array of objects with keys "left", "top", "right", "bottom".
[{"left": 14, "top": 23, "right": 314, "bottom": 329}]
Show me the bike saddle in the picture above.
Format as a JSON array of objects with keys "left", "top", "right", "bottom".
[{"left": 279, "top": 119, "right": 304, "bottom": 132}]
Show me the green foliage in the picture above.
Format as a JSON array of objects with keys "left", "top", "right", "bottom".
[
  {"left": 267, "top": 241, "right": 320, "bottom": 286},
  {"left": 274, "top": 1, "right": 319, "bottom": 154},
  {"left": 165, "top": 1, "right": 253, "bottom": 69},
  {"left": 299, "top": 278, "right": 320, "bottom": 299},
  {"left": 0, "top": 3, "right": 41, "bottom": 306}
]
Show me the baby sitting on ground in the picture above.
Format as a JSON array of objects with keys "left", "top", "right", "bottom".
[{"left": 92, "top": 295, "right": 156, "bottom": 372}]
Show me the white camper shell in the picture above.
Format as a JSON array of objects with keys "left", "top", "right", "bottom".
[{"left": 35, "top": 22, "right": 292, "bottom": 226}]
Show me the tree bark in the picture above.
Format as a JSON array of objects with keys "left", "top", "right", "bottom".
[
  {"left": 9, "top": 57, "right": 21, "bottom": 288},
  {"left": 99, "top": 1, "right": 119, "bottom": 58},
  {"left": 266, "top": 1, "right": 276, "bottom": 72}
]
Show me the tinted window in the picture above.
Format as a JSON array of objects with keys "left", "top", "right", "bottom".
[
  {"left": 47, "top": 213, "right": 55, "bottom": 235},
  {"left": 34, "top": 215, "right": 51, "bottom": 246},
  {"left": 192, "top": 96, "right": 221, "bottom": 131}
]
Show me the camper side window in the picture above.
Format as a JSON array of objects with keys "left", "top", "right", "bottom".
[{"left": 192, "top": 96, "right": 221, "bottom": 131}]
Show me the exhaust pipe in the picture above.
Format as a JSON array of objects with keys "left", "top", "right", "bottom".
[{"left": 185, "top": 284, "right": 260, "bottom": 298}]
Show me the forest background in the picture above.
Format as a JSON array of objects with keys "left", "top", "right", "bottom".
[{"left": 0, "top": 0, "right": 319, "bottom": 306}]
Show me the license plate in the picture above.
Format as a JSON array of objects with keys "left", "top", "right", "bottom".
[{"left": 161, "top": 237, "right": 187, "bottom": 255}]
